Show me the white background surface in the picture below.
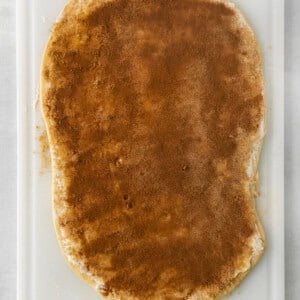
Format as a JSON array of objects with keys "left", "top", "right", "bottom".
[
  {"left": 0, "top": 0, "right": 299, "bottom": 299},
  {"left": 17, "top": 0, "right": 284, "bottom": 299}
]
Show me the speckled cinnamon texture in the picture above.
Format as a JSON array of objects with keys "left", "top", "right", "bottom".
[{"left": 41, "top": 0, "right": 266, "bottom": 299}]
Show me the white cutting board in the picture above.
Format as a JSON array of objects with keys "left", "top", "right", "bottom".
[{"left": 16, "top": 0, "right": 284, "bottom": 299}]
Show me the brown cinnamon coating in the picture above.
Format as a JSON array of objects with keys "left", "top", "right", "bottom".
[{"left": 42, "top": 0, "right": 264, "bottom": 298}]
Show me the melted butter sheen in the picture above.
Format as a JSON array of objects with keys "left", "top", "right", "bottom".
[{"left": 43, "top": 0, "right": 264, "bottom": 298}]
